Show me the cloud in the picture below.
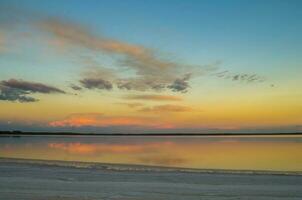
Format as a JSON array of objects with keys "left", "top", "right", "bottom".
[
  {"left": 40, "top": 19, "right": 147, "bottom": 58},
  {"left": 0, "top": 85, "right": 37, "bottom": 102},
  {"left": 80, "top": 78, "right": 113, "bottom": 90},
  {"left": 231, "top": 74, "right": 265, "bottom": 83},
  {"left": 48, "top": 113, "right": 169, "bottom": 128},
  {"left": 213, "top": 71, "right": 265, "bottom": 83},
  {"left": 0, "top": 8, "right": 267, "bottom": 98},
  {"left": 1, "top": 79, "right": 65, "bottom": 93},
  {"left": 124, "top": 94, "right": 183, "bottom": 101},
  {"left": 167, "top": 73, "right": 191, "bottom": 93},
  {"left": 139, "top": 104, "right": 192, "bottom": 113},
  {"left": 77, "top": 64, "right": 117, "bottom": 91},
  {"left": 0, "top": 79, "right": 65, "bottom": 102},
  {"left": 116, "top": 78, "right": 166, "bottom": 91},
  {"left": 37, "top": 18, "right": 217, "bottom": 93}
]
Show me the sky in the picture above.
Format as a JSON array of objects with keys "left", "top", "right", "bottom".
[{"left": 0, "top": 0, "right": 302, "bottom": 133}]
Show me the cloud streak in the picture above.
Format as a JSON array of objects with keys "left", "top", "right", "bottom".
[
  {"left": 139, "top": 104, "right": 192, "bottom": 113},
  {"left": 0, "top": 79, "right": 65, "bottom": 102},
  {"left": 213, "top": 71, "right": 265, "bottom": 83},
  {"left": 1, "top": 79, "right": 65, "bottom": 94},
  {"left": 40, "top": 19, "right": 147, "bottom": 58},
  {"left": 124, "top": 94, "right": 183, "bottom": 101}
]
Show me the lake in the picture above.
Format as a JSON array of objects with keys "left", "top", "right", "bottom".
[{"left": 0, "top": 135, "right": 302, "bottom": 199}]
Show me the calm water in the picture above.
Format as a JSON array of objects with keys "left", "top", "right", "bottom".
[{"left": 0, "top": 135, "right": 302, "bottom": 171}]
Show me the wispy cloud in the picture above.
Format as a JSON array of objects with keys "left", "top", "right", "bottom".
[
  {"left": 0, "top": 79, "right": 65, "bottom": 102},
  {"left": 0, "top": 7, "right": 268, "bottom": 97},
  {"left": 124, "top": 94, "right": 183, "bottom": 101},
  {"left": 40, "top": 19, "right": 147, "bottom": 58},
  {"left": 37, "top": 18, "right": 218, "bottom": 93},
  {"left": 213, "top": 71, "right": 265, "bottom": 83},
  {"left": 139, "top": 104, "right": 192, "bottom": 113}
]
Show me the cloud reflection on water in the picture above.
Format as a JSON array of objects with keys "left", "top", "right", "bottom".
[{"left": 1, "top": 136, "right": 302, "bottom": 171}]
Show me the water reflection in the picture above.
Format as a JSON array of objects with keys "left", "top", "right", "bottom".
[{"left": 1, "top": 136, "right": 302, "bottom": 171}]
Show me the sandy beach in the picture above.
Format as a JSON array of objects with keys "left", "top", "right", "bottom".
[{"left": 1, "top": 158, "right": 302, "bottom": 200}]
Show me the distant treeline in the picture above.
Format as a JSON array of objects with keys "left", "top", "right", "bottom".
[{"left": 0, "top": 131, "right": 302, "bottom": 137}]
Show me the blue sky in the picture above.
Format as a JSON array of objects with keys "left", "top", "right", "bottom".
[{"left": 2, "top": 0, "right": 302, "bottom": 72}]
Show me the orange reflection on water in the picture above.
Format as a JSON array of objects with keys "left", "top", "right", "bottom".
[
  {"left": 1, "top": 137, "right": 302, "bottom": 172},
  {"left": 48, "top": 142, "right": 174, "bottom": 154}
]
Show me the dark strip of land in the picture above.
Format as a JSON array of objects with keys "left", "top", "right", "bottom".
[{"left": 1, "top": 131, "right": 302, "bottom": 137}]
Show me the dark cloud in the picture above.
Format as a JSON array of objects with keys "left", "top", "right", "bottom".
[
  {"left": 116, "top": 78, "right": 166, "bottom": 92},
  {"left": 1, "top": 79, "right": 65, "bottom": 94},
  {"left": 167, "top": 74, "right": 191, "bottom": 93},
  {"left": 0, "top": 85, "right": 37, "bottom": 102},
  {"left": 213, "top": 71, "right": 265, "bottom": 83},
  {"left": 0, "top": 79, "right": 65, "bottom": 103},
  {"left": 231, "top": 73, "right": 265, "bottom": 82},
  {"left": 80, "top": 78, "right": 113, "bottom": 90}
]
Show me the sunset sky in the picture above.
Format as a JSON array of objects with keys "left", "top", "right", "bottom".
[{"left": 0, "top": 0, "right": 302, "bottom": 133}]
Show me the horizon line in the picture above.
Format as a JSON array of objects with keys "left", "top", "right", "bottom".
[{"left": 1, "top": 131, "right": 302, "bottom": 137}]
